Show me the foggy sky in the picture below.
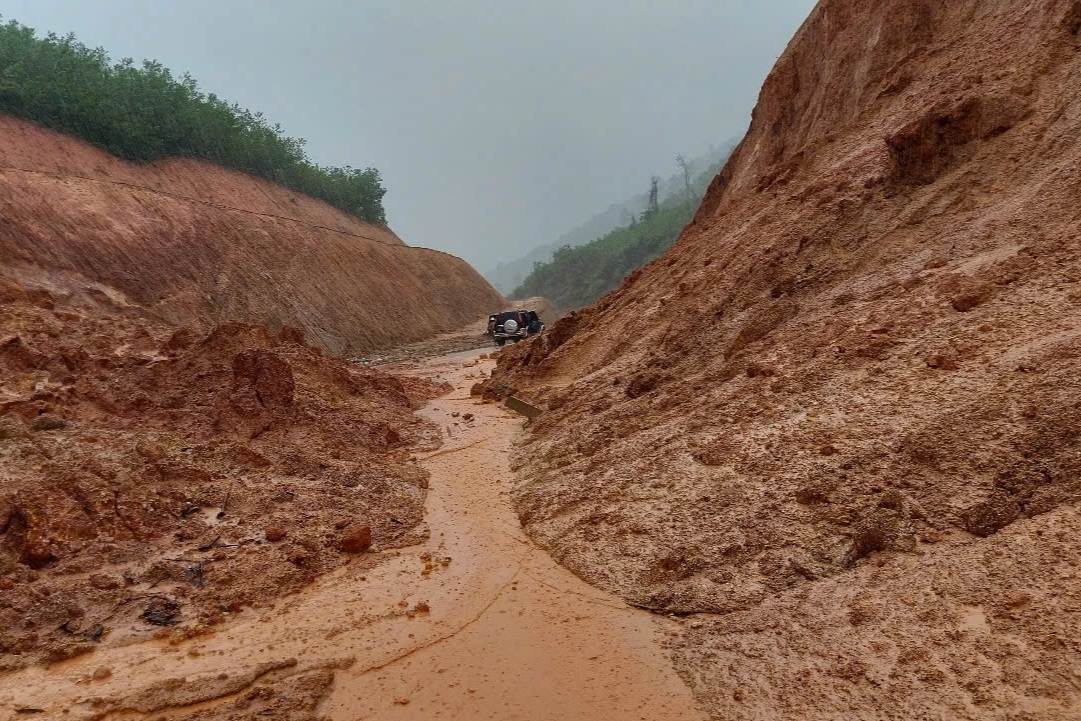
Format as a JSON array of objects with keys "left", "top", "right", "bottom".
[{"left": 3, "top": 1, "right": 816, "bottom": 269}]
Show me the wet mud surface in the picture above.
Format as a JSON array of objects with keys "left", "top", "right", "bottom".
[{"left": 0, "top": 350, "right": 704, "bottom": 720}]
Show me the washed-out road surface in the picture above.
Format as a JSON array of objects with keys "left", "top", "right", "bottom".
[{"left": 0, "top": 348, "right": 704, "bottom": 720}]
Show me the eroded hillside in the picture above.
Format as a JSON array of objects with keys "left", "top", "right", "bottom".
[
  {"left": 487, "top": 1, "right": 1081, "bottom": 718},
  {"left": 0, "top": 116, "right": 504, "bottom": 355}
]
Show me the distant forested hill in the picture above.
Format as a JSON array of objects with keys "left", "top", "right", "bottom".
[
  {"left": 0, "top": 17, "right": 386, "bottom": 223},
  {"left": 509, "top": 143, "right": 734, "bottom": 310},
  {"left": 484, "top": 143, "right": 735, "bottom": 295}
]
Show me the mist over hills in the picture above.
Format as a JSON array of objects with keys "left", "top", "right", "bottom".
[{"left": 484, "top": 141, "right": 737, "bottom": 296}]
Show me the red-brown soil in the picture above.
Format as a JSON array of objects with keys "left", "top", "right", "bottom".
[
  {"left": 0, "top": 115, "right": 505, "bottom": 356},
  {"left": 0, "top": 283, "right": 446, "bottom": 671},
  {"left": 487, "top": 1, "right": 1081, "bottom": 718},
  {"left": 0, "top": 349, "right": 705, "bottom": 721}
]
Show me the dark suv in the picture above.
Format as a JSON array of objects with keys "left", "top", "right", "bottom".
[{"left": 487, "top": 310, "right": 544, "bottom": 346}]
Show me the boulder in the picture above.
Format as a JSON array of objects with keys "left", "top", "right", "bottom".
[{"left": 340, "top": 524, "right": 372, "bottom": 553}]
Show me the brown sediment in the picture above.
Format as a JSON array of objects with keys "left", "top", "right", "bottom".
[{"left": 0, "top": 350, "right": 704, "bottom": 720}]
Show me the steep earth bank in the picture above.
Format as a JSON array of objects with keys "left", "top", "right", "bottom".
[
  {"left": 0, "top": 282, "right": 444, "bottom": 671},
  {"left": 486, "top": 1, "right": 1081, "bottom": 718},
  {"left": 0, "top": 115, "right": 504, "bottom": 356}
]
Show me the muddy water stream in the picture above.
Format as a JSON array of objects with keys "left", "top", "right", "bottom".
[{"left": 0, "top": 350, "right": 704, "bottom": 720}]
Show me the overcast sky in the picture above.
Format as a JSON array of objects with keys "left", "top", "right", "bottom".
[{"left": 3, "top": 1, "right": 815, "bottom": 268}]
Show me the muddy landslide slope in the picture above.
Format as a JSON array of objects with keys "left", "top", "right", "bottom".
[
  {"left": 0, "top": 115, "right": 504, "bottom": 356},
  {"left": 0, "top": 282, "right": 446, "bottom": 671},
  {"left": 487, "top": 1, "right": 1081, "bottom": 718}
]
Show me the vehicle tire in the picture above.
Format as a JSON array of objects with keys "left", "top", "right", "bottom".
[{"left": 496, "top": 338, "right": 506, "bottom": 347}]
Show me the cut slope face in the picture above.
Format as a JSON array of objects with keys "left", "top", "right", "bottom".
[
  {"left": 488, "top": 1, "right": 1081, "bottom": 718},
  {"left": 0, "top": 116, "right": 504, "bottom": 355}
]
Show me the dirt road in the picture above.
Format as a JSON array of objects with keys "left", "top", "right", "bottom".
[
  {"left": 0, "top": 349, "right": 703, "bottom": 720},
  {"left": 352, "top": 297, "right": 560, "bottom": 366}
]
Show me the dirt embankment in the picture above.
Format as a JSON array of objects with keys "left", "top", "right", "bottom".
[
  {"left": 0, "top": 282, "right": 446, "bottom": 671},
  {"left": 487, "top": 1, "right": 1081, "bottom": 718},
  {"left": 0, "top": 115, "right": 505, "bottom": 356}
]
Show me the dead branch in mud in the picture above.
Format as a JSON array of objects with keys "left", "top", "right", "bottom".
[
  {"left": 216, "top": 488, "right": 231, "bottom": 519},
  {"left": 198, "top": 534, "right": 222, "bottom": 551}
]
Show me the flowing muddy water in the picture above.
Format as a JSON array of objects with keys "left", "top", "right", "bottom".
[{"left": 0, "top": 349, "right": 704, "bottom": 720}]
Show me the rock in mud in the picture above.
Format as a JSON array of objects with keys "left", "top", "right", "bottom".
[
  {"left": 926, "top": 352, "right": 959, "bottom": 370},
  {"left": 340, "top": 524, "right": 372, "bottom": 553},
  {"left": 1, "top": 335, "right": 45, "bottom": 370},
  {"left": 30, "top": 414, "right": 66, "bottom": 432},
  {"left": 141, "top": 597, "right": 181, "bottom": 626},
  {"left": 232, "top": 444, "right": 271, "bottom": 468},
  {"left": 961, "top": 492, "right": 1021, "bottom": 537}
]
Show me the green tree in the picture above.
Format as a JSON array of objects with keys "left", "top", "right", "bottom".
[
  {"left": 514, "top": 161, "right": 726, "bottom": 311},
  {"left": 0, "top": 17, "right": 387, "bottom": 224},
  {"left": 641, "top": 176, "right": 660, "bottom": 221},
  {"left": 676, "top": 154, "right": 692, "bottom": 207}
]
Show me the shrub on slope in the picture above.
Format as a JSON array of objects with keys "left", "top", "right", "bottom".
[{"left": 0, "top": 17, "right": 386, "bottom": 223}]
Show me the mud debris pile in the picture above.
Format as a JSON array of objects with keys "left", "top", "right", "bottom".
[
  {"left": 487, "top": 1, "right": 1081, "bottom": 717},
  {"left": 0, "top": 280, "right": 445, "bottom": 670}
]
